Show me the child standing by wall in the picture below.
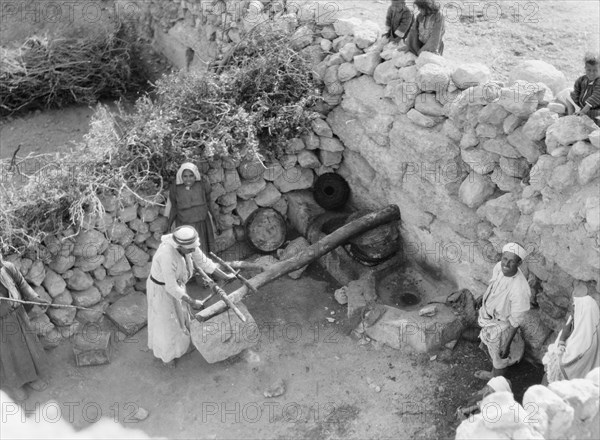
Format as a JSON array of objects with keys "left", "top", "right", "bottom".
[
  {"left": 385, "top": 0, "right": 414, "bottom": 42},
  {"left": 167, "top": 162, "right": 220, "bottom": 256}
]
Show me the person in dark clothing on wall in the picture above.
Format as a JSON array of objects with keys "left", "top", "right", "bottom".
[
  {"left": 571, "top": 52, "right": 600, "bottom": 127},
  {"left": 385, "top": 0, "right": 414, "bottom": 43},
  {"left": 403, "top": 0, "right": 445, "bottom": 56}
]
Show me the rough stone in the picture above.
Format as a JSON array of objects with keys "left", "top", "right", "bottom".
[
  {"left": 319, "top": 136, "right": 345, "bottom": 152},
  {"left": 324, "top": 65, "right": 343, "bottom": 94},
  {"left": 103, "top": 244, "right": 126, "bottom": 269},
  {"left": 237, "top": 178, "right": 267, "bottom": 200},
  {"left": 497, "top": 85, "right": 539, "bottom": 118},
  {"left": 589, "top": 130, "right": 600, "bottom": 148},
  {"left": 443, "top": 119, "right": 463, "bottom": 143},
  {"left": 73, "top": 230, "right": 108, "bottom": 258},
  {"left": 354, "top": 27, "right": 379, "bottom": 49},
  {"left": 503, "top": 114, "right": 524, "bottom": 134},
  {"left": 319, "top": 150, "right": 343, "bottom": 167},
  {"left": 74, "top": 254, "right": 105, "bottom": 272},
  {"left": 107, "top": 256, "right": 132, "bottom": 276},
  {"left": 71, "top": 286, "right": 102, "bottom": 308},
  {"left": 477, "top": 193, "right": 521, "bottom": 230},
  {"left": 417, "top": 63, "right": 450, "bottom": 92},
  {"left": 116, "top": 204, "right": 138, "bottom": 223},
  {"left": 384, "top": 80, "right": 419, "bottom": 113},
  {"left": 333, "top": 17, "right": 363, "bottom": 36},
  {"left": 107, "top": 221, "right": 135, "bottom": 246},
  {"left": 337, "top": 62, "right": 359, "bottom": 82},
  {"left": 52, "top": 289, "right": 72, "bottom": 306},
  {"left": 320, "top": 25, "right": 337, "bottom": 40},
  {"left": 460, "top": 130, "right": 480, "bottom": 150},
  {"left": 75, "top": 300, "right": 108, "bottom": 324},
  {"left": 301, "top": 131, "right": 320, "bottom": 150},
  {"left": 476, "top": 123, "right": 500, "bottom": 138},
  {"left": 65, "top": 269, "right": 94, "bottom": 291},
  {"left": 461, "top": 147, "right": 499, "bottom": 175},
  {"left": 42, "top": 269, "right": 67, "bottom": 297},
  {"left": 297, "top": 150, "right": 321, "bottom": 169},
  {"left": 548, "top": 379, "right": 600, "bottom": 422},
  {"left": 406, "top": 109, "right": 437, "bottom": 128},
  {"left": 507, "top": 126, "right": 545, "bottom": 164},
  {"left": 579, "top": 152, "right": 600, "bottom": 185},
  {"left": 373, "top": 60, "right": 400, "bottom": 85},
  {"left": 124, "top": 244, "right": 150, "bottom": 266},
  {"left": 218, "top": 192, "right": 237, "bottom": 207},
  {"left": 47, "top": 307, "right": 76, "bottom": 327},
  {"left": 263, "top": 162, "right": 284, "bottom": 181},
  {"left": 415, "top": 51, "right": 450, "bottom": 70},
  {"left": 235, "top": 199, "right": 259, "bottom": 223},
  {"left": 508, "top": 60, "right": 567, "bottom": 95},
  {"left": 320, "top": 38, "right": 332, "bottom": 52},
  {"left": 482, "top": 138, "right": 522, "bottom": 158},
  {"left": 285, "top": 191, "right": 326, "bottom": 236},
  {"left": 499, "top": 156, "right": 530, "bottom": 178},
  {"left": 105, "top": 292, "right": 148, "bottom": 336},
  {"left": 568, "top": 141, "right": 597, "bottom": 160},
  {"left": 459, "top": 172, "right": 496, "bottom": 208},
  {"left": 548, "top": 162, "right": 577, "bottom": 190},
  {"left": 490, "top": 166, "right": 523, "bottom": 193},
  {"left": 546, "top": 115, "right": 598, "bottom": 154},
  {"left": 290, "top": 25, "right": 313, "bottom": 50},
  {"left": 392, "top": 51, "right": 417, "bottom": 68},
  {"left": 132, "top": 262, "right": 151, "bottom": 280},
  {"left": 353, "top": 52, "right": 381, "bottom": 76},
  {"left": 478, "top": 103, "right": 509, "bottom": 125},
  {"left": 255, "top": 183, "right": 282, "bottom": 207},
  {"left": 110, "top": 271, "right": 135, "bottom": 295},
  {"left": 223, "top": 169, "right": 242, "bottom": 192},
  {"left": 414, "top": 93, "right": 445, "bottom": 117},
  {"left": 452, "top": 63, "right": 491, "bottom": 89},
  {"left": 311, "top": 118, "right": 333, "bottom": 137},
  {"left": 128, "top": 218, "right": 148, "bottom": 234},
  {"left": 522, "top": 385, "right": 574, "bottom": 439}
]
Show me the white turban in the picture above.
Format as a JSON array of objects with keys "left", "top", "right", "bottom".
[
  {"left": 502, "top": 242, "right": 528, "bottom": 261},
  {"left": 487, "top": 376, "right": 512, "bottom": 393}
]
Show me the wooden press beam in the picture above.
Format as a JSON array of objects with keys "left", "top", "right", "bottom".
[{"left": 197, "top": 205, "right": 401, "bottom": 321}]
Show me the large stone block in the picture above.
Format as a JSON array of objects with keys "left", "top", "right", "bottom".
[
  {"left": 125, "top": 244, "right": 149, "bottom": 266},
  {"left": 274, "top": 167, "right": 314, "bottom": 193},
  {"left": 263, "top": 162, "right": 284, "bottom": 181},
  {"left": 223, "top": 169, "right": 242, "bottom": 192},
  {"left": 254, "top": 183, "right": 282, "bottom": 207},
  {"left": 353, "top": 52, "right": 381, "bottom": 76},
  {"left": 414, "top": 93, "right": 445, "bottom": 117},
  {"left": 579, "top": 152, "right": 600, "bottom": 185},
  {"left": 417, "top": 63, "right": 450, "bottom": 92},
  {"left": 103, "top": 244, "right": 126, "bottom": 269},
  {"left": 297, "top": 150, "right": 321, "bottom": 169},
  {"left": 290, "top": 25, "right": 313, "bottom": 50},
  {"left": 406, "top": 109, "right": 438, "bottom": 128},
  {"left": 344, "top": 75, "right": 398, "bottom": 116},
  {"left": 74, "top": 254, "right": 105, "bottom": 272},
  {"left": 548, "top": 379, "right": 600, "bottom": 422},
  {"left": 65, "top": 269, "right": 94, "bottom": 291},
  {"left": 547, "top": 162, "right": 576, "bottom": 190},
  {"left": 497, "top": 85, "right": 539, "bottom": 118},
  {"left": 478, "top": 102, "right": 509, "bottom": 125},
  {"left": 507, "top": 126, "right": 545, "bottom": 164},
  {"left": 277, "top": 237, "right": 311, "bottom": 279},
  {"left": 568, "top": 141, "right": 597, "bottom": 160},
  {"left": 235, "top": 199, "right": 259, "bottom": 223},
  {"left": 384, "top": 80, "right": 419, "bottom": 113},
  {"left": 415, "top": 51, "right": 450, "bottom": 69},
  {"left": 508, "top": 60, "right": 567, "bottom": 95},
  {"left": 545, "top": 115, "right": 597, "bottom": 154},
  {"left": 107, "top": 256, "right": 131, "bottom": 276},
  {"left": 105, "top": 292, "right": 148, "bottom": 336},
  {"left": 117, "top": 204, "right": 138, "bottom": 223},
  {"left": 285, "top": 190, "right": 325, "bottom": 236},
  {"left": 589, "top": 130, "right": 600, "bottom": 148},
  {"left": 337, "top": 62, "right": 359, "bottom": 82},
  {"left": 477, "top": 193, "right": 520, "bottom": 230},
  {"left": 522, "top": 385, "right": 574, "bottom": 440},
  {"left": 499, "top": 156, "right": 530, "bottom": 179},
  {"left": 42, "top": 269, "right": 67, "bottom": 297},
  {"left": 237, "top": 178, "right": 267, "bottom": 200},
  {"left": 458, "top": 172, "right": 496, "bottom": 208},
  {"left": 47, "top": 307, "right": 76, "bottom": 327},
  {"left": 373, "top": 60, "right": 400, "bottom": 85},
  {"left": 106, "top": 220, "right": 135, "bottom": 246},
  {"left": 333, "top": 17, "right": 363, "bottom": 36},
  {"left": 354, "top": 26, "right": 379, "bottom": 49},
  {"left": 138, "top": 205, "right": 160, "bottom": 223},
  {"left": 319, "top": 150, "right": 343, "bottom": 167},
  {"left": 461, "top": 147, "right": 500, "bottom": 175},
  {"left": 523, "top": 108, "right": 559, "bottom": 141},
  {"left": 482, "top": 137, "right": 522, "bottom": 158},
  {"left": 73, "top": 230, "right": 108, "bottom": 258},
  {"left": 71, "top": 286, "right": 102, "bottom": 308},
  {"left": 452, "top": 63, "right": 491, "bottom": 89},
  {"left": 132, "top": 262, "right": 151, "bottom": 280}
]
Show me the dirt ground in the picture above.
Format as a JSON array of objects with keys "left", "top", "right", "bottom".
[{"left": 0, "top": 1, "right": 586, "bottom": 438}]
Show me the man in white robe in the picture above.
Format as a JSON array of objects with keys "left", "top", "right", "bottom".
[
  {"left": 476, "top": 242, "right": 531, "bottom": 380},
  {"left": 146, "top": 226, "right": 234, "bottom": 367}
]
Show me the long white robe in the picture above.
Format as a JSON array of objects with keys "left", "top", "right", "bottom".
[
  {"left": 478, "top": 262, "right": 531, "bottom": 369},
  {"left": 146, "top": 236, "right": 217, "bottom": 363},
  {"left": 561, "top": 296, "right": 600, "bottom": 379}
]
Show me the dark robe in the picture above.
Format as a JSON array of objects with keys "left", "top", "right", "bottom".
[
  {"left": 386, "top": 2, "right": 414, "bottom": 40},
  {"left": 571, "top": 75, "right": 600, "bottom": 126},
  {"left": 168, "top": 179, "right": 216, "bottom": 255},
  {"left": 406, "top": 10, "right": 445, "bottom": 56},
  {"left": 0, "top": 262, "right": 47, "bottom": 390}
]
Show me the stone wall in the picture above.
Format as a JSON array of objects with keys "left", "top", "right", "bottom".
[{"left": 455, "top": 367, "right": 600, "bottom": 440}]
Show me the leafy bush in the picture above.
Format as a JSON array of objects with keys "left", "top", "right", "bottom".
[{"left": 0, "top": 18, "right": 324, "bottom": 253}]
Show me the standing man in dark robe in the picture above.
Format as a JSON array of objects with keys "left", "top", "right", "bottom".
[{"left": 0, "top": 256, "right": 50, "bottom": 401}]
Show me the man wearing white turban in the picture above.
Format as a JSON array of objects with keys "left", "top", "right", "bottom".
[
  {"left": 475, "top": 242, "right": 532, "bottom": 380},
  {"left": 146, "top": 226, "right": 234, "bottom": 367}
]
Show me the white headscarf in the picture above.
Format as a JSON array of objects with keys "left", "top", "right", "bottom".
[
  {"left": 161, "top": 226, "right": 200, "bottom": 250},
  {"left": 502, "top": 242, "right": 528, "bottom": 261},
  {"left": 175, "top": 162, "right": 201, "bottom": 185},
  {"left": 563, "top": 296, "right": 600, "bottom": 364}
]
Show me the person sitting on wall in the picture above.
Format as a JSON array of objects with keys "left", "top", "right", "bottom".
[
  {"left": 474, "top": 243, "right": 531, "bottom": 381},
  {"left": 146, "top": 226, "right": 234, "bottom": 368},
  {"left": 456, "top": 376, "right": 512, "bottom": 420},
  {"left": 385, "top": 0, "right": 414, "bottom": 43},
  {"left": 571, "top": 52, "right": 600, "bottom": 126},
  {"left": 0, "top": 255, "right": 51, "bottom": 401},
  {"left": 401, "top": 0, "right": 445, "bottom": 56},
  {"left": 542, "top": 284, "right": 600, "bottom": 383}
]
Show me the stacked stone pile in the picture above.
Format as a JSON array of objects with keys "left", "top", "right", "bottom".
[{"left": 456, "top": 367, "right": 600, "bottom": 440}]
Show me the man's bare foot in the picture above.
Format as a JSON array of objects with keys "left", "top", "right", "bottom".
[
  {"left": 10, "top": 387, "right": 28, "bottom": 401},
  {"left": 27, "top": 379, "right": 48, "bottom": 392}
]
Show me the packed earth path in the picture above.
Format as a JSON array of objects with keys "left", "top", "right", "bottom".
[{"left": 0, "top": 0, "right": 595, "bottom": 438}]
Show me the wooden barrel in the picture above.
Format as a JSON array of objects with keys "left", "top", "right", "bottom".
[
  {"left": 346, "top": 210, "right": 400, "bottom": 263},
  {"left": 245, "top": 207, "right": 287, "bottom": 253}
]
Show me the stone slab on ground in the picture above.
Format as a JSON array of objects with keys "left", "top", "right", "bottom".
[
  {"left": 363, "top": 304, "right": 464, "bottom": 353},
  {"left": 191, "top": 302, "right": 258, "bottom": 364},
  {"left": 105, "top": 292, "right": 148, "bottom": 336},
  {"left": 285, "top": 190, "right": 326, "bottom": 236}
]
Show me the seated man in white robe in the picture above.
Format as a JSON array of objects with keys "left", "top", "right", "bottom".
[{"left": 475, "top": 242, "right": 531, "bottom": 380}]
